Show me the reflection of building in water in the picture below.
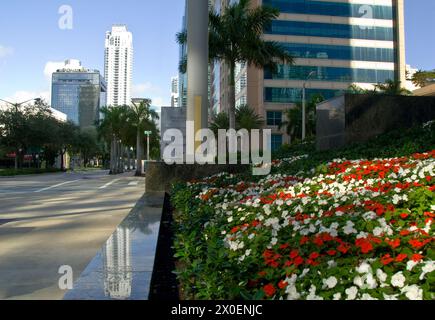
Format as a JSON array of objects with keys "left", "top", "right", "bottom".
[{"left": 103, "top": 227, "right": 132, "bottom": 299}]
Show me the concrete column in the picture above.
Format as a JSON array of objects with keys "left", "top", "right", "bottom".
[
  {"left": 186, "top": 0, "right": 209, "bottom": 131},
  {"left": 394, "top": 0, "right": 406, "bottom": 85}
]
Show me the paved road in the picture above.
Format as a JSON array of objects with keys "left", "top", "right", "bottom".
[{"left": 0, "top": 170, "right": 145, "bottom": 300}]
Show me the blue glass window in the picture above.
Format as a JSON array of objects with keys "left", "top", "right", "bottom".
[
  {"left": 263, "top": 0, "right": 394, "bottom": 20},
  {"left": 279, "top": 43, "right": 395, "bottom": 62},
  {"left": 267, "top": 111, "right": 283, "bottom": 126},
  {"left": 265, "top": 65, "right": 395, "bottom": 83},
  {"left": 265, "top": 20, "right": 394, "bottom": 41},
  {"left": 271, "top": 134, "right": 284, "bottom": 151},
  {"left": 265, "top": 87, "right": 342, "bottom": 104}
]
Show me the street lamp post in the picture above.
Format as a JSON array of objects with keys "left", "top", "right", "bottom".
[
  {"left": 302, "top": 72, "right": 316, "bottom": 141},
  {"left": 0, "top": 98, "right": 41, "bottom": 169},
  {"left": 144, "top": 131, "right": 152, "bottom": 161}
]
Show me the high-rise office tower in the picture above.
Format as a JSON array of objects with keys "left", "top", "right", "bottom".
[
  {"left": 104, "top": 25, "right": 133, "bottom": 106},
  {"left": 171, "top": 76, "right": 179, "bottom": 107},
  {"left": 51, "top": 59, "right": 107, "bottom": 128},
  {"left": 212, "top": 0, "right": 406, "bottom": 150}
]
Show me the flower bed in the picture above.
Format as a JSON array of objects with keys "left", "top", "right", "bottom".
[{"left": 173, "top": 147, "right": 434, "bottom": 300}]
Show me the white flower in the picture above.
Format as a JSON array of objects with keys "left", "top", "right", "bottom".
[
  {"left": 333, "top": 293, "right": 342, "bottom": 300},
  {"left": 391, "top": 272, "right": 406, "bottom": 288},
  {"left": 286, "top": 285, "right": 300, "bottom": 300},
  {"left": 345, "top": 286, "right": 358, "bottom": 300},
  {"left": 373, "top": 227, "right": 384, "bottom": 237},
  {"left": 407, "top": 260, "right": 419, "bottom": 271},
  {"left": 227, "top": 217, "right": 233, "bottom": 223},
  {"left": 365, "top": 273, "right": 378, "bottom": 289},
  {"left": 376, "top": 269, "right": 388, "bottom": 283},
  {"left": 356, "top": 262, "right": 372, "bottom": 274},
  {"left": 306, "top": 285, "right": 323, "bottom": 300},
  {"left": 401, "top": 285, "right": 423, "bottom": 300},
  {"left": 392, "top": 194, "right": 401, "bottom": 205},
  {"left": 353, "top": 276, "right": 364, "bottom": 288},
  {"left": 360, "top": 293, "right": 377, "bottom": 300},
  {"left": 343, "top": 221, "right": 357, "bottom": 235},
  {"left": 383, "top": 293, "right": 399, "bottom": 300},
  {"left": 323, "top": 276, "right": 338, "bottom": 289},
  {"left": 420, "top": 261, "right": 435, "bottom": 280}
]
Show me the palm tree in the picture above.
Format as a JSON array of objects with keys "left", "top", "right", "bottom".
[
  {"left": 279, "top": 94, "right": 324, "bottom": 142},
  {"left": 235, "top": 104, "right": 264, "bottom": 131},
  {"left": 98, "top": 106, "right": 126, "bottom": 174},
  {"left": 375, "top": 80, "right": 412, "bottom": 95},
  {"left": 209, "top": 105, "right": 264, "bottom": 135},
  {"left": 177, "top": 0, "right": 293, "bottom": 129},
  {"left": 128, "top": 99, "right": 159, "bottom": 176},
  {"left": 209, "top": 111, "right": 229, "bottom": 136}
]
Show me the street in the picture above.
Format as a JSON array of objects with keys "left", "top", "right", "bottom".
[{"left": 0, "top": 170, "right": 145, "bottom": 300}]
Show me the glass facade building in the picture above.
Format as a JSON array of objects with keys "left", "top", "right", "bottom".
[{"left": 52, "top": 63, "right": 107, "bottom": 128}]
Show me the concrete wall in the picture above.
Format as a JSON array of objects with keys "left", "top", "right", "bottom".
[{"left": 317, "top": 94, "right": 435, "bottom": 151}]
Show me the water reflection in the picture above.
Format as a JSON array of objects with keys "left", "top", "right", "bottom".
[{"left": 103, "top": 227, "right": 132, "bottom": 300}]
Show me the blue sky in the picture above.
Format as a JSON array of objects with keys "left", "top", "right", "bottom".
[{"left": 0, "top": 0, "right": 434, "bottom": 107}]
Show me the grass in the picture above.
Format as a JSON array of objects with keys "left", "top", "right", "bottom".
[{"left": 0, "top": 168, "right": 62, "bottom": 177}]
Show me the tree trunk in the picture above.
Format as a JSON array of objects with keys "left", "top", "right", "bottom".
[
  {"left": 229, "top": 61, "right": 236, "bottom": 130},
  {"left": 126, "top": 147, "right": 131, "bottom": 171},
  {"left": 136, "top": 129, "right": 142, "bottom": 176},
  {"left": 14, "top": 148, "right": 18, "bottom": 170},
  {"left": 60, "top": 149, "right": 65, "bottom": 171},
  {"left": 110, "top": 136, "right": 116, "bottom": 174}
]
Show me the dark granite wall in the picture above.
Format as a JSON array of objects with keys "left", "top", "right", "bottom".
[
  {"left": 317, "top": 94, "right": 435, "bottom": 151},
  {"left": 145, "top": 162, "right": 250, "bottom": 193}
]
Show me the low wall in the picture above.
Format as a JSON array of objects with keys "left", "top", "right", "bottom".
[
  {"left": 317, "top": 94, "right": 435, "bottom": 151},
  {"left": 145, "top": 161, "right": 250, "bottom": 193}
]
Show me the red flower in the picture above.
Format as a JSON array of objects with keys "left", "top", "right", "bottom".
[
  {"left": 381, "top": 254, "right": 394, "bottom": 265},
  {"left": 263, "top": 284, "right": 276, "bottom": 297},
  {"left": 411, "top": 254, "right": 424, "bottom": 262},
  {"left": 387, "top": 238, "right": 401, "bottom": 249},
  {"left": 230, "top": 226, "right": 240, "bottom": 234},
  {"left": 290, "top": 250, "right": 299, "bottom": 259},
  {"left": 284, "top": 260, "right": 293, "bottom": 267},
  {"left": 400, "top": 230, "right": 411, "bottom": 236},
  {"left": 258, "top": 271, "right": 267, "bottom": 277},
  {"left": 300, "top": 236, "right": 310, "bottom": 245},
  {"left": 355, "top": 238, "right": 374, "bottom": 254},
  {"left": 309, "top": 252, "right": 320, "bottom": 260},
  {"left": 327, "top": 250, "right": 337, "bottom": 256},
  {"left": 280, "top": 243, "right": 290, "bottom": 250},
  {"left": 278, "top": 280, "right": 288, "bottom": 289},
  {"left": 395, "top": 254, "right": 408, "bottom": 262},
  {"left": 400, "top": 213, "right": 409, "bottom": 219},
  {"left": 294, "top": 256, "right": 304, "bottom": 266},
  {"left": 409, "top": 239, "right": 425, "bottom": 249},
  {"left": 337, "top": 243, "right": 351, "bottom": 254}
]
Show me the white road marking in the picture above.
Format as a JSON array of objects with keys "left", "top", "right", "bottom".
[
  {"left": 34, "top": 180, "right": 81, "bottom": 193},
  {"left": 99, "top": 178, "right": 121, "bottom": 189},
  {"left": 128, "top": 181, "right": 139, "bottom": 186}
]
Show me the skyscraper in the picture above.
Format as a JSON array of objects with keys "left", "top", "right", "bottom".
[
  {"left": 171, "top": 76, "right": 179, "bottom": 107},
  {"left": 104, "top": 25, "right": 133, "bottom": 106},
  {"left": 212, "top": 0, "right": 406, "bottom": 149},
  {"left": 51, "top": 59, "right": 107, "bottom": 128}
]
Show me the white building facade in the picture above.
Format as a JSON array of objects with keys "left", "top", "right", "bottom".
[{"left": 104, "top": 25, "right": 133, "bottom": 106}]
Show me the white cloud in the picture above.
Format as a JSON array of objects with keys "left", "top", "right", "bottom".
[
  {"left": 2, "top": 90, "right": 50, "bottom": 106},
  {"left": 44, "top": 61, "right": 65, "bottom": 80},
  {"left": 0, "top": 45, "right": 14, "bottom": 58},
  {"left": 132, "top": 82, "right": 170, "bottom": 107}
]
